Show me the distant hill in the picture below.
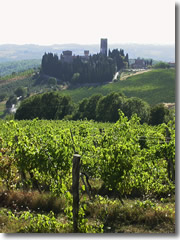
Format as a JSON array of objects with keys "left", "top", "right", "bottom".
[
  {"left": 0, "top": 59, "right": 41, "bottom": 76},
  {"left": 0, "top": 43, "right": 175, "bottom": 63}
]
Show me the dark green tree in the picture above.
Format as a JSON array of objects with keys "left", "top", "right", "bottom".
[
  {"left": 0, "top": 93, "right": 7, "bottom": 102},
  {"left": 14, "top": 87, "right": 27, "bottom": 98},
  {"left": 15, "top": 92, "right": 74, "bottom": 120},
  {"left": 74, "top": 98, "right": 89, "bottom": 120},
  {"left": 149, "top": 103, "right": 169, "bottom": 125},
  {"left": 85, "top": 94, "right": 103, "bottom": 120},
  {"left": 15, "top": 95, "right": 41, "bottom": 119},
  {"left": 48, "top": 77, "right": 57, "bottom": 86},
  {"left": 153, "top": 62, "right": 170, "bottom": 69},
  {"left": 125, "top": 53, "right": 129, "bottom": 68},
  {"left": 40, "top": 49, "right": 128, "bottom": 84},
  {"left": 6, "top": 95, "right": 17, "bottom": 108},
  {"left": 96, "top": 92, "right": 125, "bottom": 122},
  {"left": 123, "top": 97, "right": 150, "bottom": 123},
  {"left": 71, "top": 73, "right": 80, "bottom": 84}
]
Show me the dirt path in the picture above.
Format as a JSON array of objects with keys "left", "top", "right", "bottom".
[
  {"left": 120, "top": 69, "right": 152, "bottom": 81},
  {"left": 163, "top": 103, "right": 175, "bottom": 109}
]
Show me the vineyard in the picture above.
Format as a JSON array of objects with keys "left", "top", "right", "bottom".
[{"left": 0, "top": 112, "right": 175, "bottom": 233}]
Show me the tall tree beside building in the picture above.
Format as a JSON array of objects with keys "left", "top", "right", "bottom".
[{"left": 41, "top": 49, "right": 128, "bottom": 84}]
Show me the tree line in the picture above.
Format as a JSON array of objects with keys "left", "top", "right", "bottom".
[
  {"left": 15, "top": 91, "right": 173, "bottom": 125},
  {"left": 41, "top": 49, "right": 129, "bottom": 84}
]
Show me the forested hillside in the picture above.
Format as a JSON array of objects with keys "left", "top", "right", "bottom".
[{"left": 41, "top": 49, "right": 128, "bottom": 84}]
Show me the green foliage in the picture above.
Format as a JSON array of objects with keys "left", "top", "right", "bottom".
[
  {"left": 15, "top": 91, "right": 151, "bottom": 124},
  {"left": 14, "top": 87, "right": 27, "bottom": 98},
  {"left": 48, "top": 77, "right": 57, "bottom": 86},
  {"left": 74, "top": 92, "right": 149, "bottom": 123},
  {"left": 0, "top": 59, "right": 40, "bottom": 77},
  {"left": 134, "top": 199, "right": 156, "bottom": 209},
  {"left": 0, "top": 69, "right": 35, "bottom": 85},
  {"left": 0, "top": 113, "right": 175, "bottom": 198},
  {"left": 41, "top": 50, "right": 128, "bottom": 84},
  {"left": 71, "top": 73, "right": 80, "bottom": 84},
  {"left": 0, "top": 113, "right": 175, "bottom": 232},
  {"left": 0, "top": 93, "right": 7, "bottom": 101},
  {"left": 0, "top": 147, "right": 18, "bottom": 190},
  {"left": 0, "top": 68, "right": 175, "bottom": 120},
  {"left": 6, "top": 95, "right": 17, "bottom": 108},
  {"left": 4, "top": 114, "right": 14, "bottom": 120},
  {"left": 96, "top": 92, "right": 125, "bottom": 122},
  {"left": 109, "top": 49, "right": 126, "bottom": 70},
  {"left": 78, "top": 205, "right": 104, "bottom": 233},
  {"left": 149, "top": 104, "right": 169, "bottom": 125},
  {"left": 15, "top": 92, "right": 74, "bottom": 120},
  {"left": 7, "top": 210, "right": 67, "bottom": 233},
  {"left": 165, "top": 107, "right": 175, "bottom": 123},
  {"left": 3, "top": 195, "right": 174, "bottom": 233},
  {"left": 60, "top": 69, "right": 175, "bottom": 106},
  {"left": 97, "top": 112, "right": 139, "bottom": 191},
  {"left": 123, "top": 97, "right": 150, "bottom": 123},
  {"left": 0, "top": 69, "right": 35, "bottom": 98},
  {"left": 73, "top": 94, "right": 103, "bottom": 121},
  {"left": 153, "top": 61, "right": 170, "bottom": 69}
]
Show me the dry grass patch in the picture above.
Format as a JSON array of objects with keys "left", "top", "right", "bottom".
[
  {"left": 83, "top": 196, "right": 175, "bottom": 233},
  {"left": 0, "top": 190, "right": 66, "bottom": 214}
]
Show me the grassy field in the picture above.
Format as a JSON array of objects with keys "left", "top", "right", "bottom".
[{"left": 60, "top": 69, "right": 175, "bottom": 105}]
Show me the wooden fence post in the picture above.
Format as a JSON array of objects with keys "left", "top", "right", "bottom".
[{"left": 72, "top": 154, "right": 81, "bottom": 233}]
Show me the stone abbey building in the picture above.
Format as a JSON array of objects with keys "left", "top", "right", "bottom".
[{"left": 61, "top": 38, "right": 108, "bottom": 63}]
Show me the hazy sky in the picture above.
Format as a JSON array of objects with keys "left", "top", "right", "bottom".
[{"left": 0, "top": 0, "right": 175, "bottom": 45}]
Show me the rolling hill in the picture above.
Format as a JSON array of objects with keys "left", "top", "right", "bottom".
[
  {"left": 0, "top": 59, "right": 40, "bottom": 76},
  {"left": 59, "top": 68, "right": 175, "bottom": 106},
  {"left": 0, "top": 68, "right": 175, "bottom": 117}
]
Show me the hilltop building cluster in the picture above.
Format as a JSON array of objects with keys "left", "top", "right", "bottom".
[
  {"left": 46, "top": 37, "right": 174, "bottom": 70},
  {"left": 60, "top": 38, "right": 153, "bottom": 69},
  {"left": 60, "top": 38, "right": 108, "bottom": 63},
  {"left": 128, "top": 58, "right": 152, "bottom": 69}
]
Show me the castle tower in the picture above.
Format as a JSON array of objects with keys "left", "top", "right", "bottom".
[
  {"left": 61, "top": 50, "right": 73, "bottom": 63},
  {"left": 100, "top": 38, "right": 108, "bottom": 56},
  {"left": 84, "top": 50, "right": 89, "bottom": 57}
]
